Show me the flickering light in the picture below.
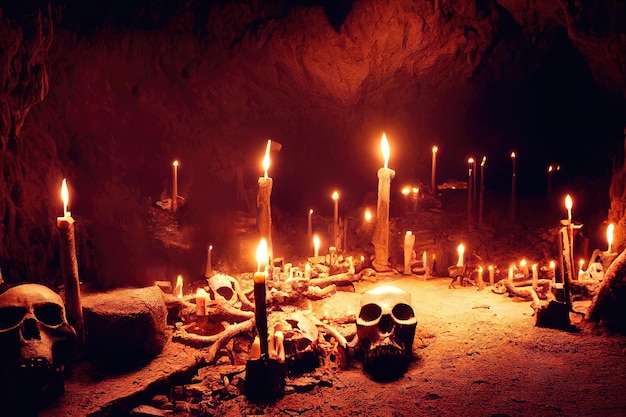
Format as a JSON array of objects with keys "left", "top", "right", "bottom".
[
  {"left": 256, "top": 238, "right": 268, "bottom": 273},
  {"left": 61, "top": 178, "right": 70, "bottom": 217},
  {"left": 456, "top": 244, "right": 465, "bottom": 267},
  {"left": 565, "top": 195, "right": 573, "bottom": 222},
  {"left": 332, "top": 191, "right": 339, "bottom": 201},
  {"left": 175, "top": 275, "right": 183, "bottom": 299},
  {"left": 262, "top": 139, "right": 271, "bottom": 179},
  {"left": 381, "top": 133, "right": 390, "bottom": 169},
  {"left": 402, "top": 187, "right": 410, "bottom": 196},
  {"left": 607, "top": 223, "right": 615, "bottom": 253},
  {"left": 364, "top": 209, "right": 372, "bottom": 222},
  {"left": 313, "top": 235, "right": 320, "bottom": 258}
]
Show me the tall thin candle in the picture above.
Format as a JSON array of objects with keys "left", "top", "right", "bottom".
[
  {"left": 479, "top": 156, "right": 486, "bottom": 225},
  {"left": 172, "top": 160, "right": 179, "bottom": 212},
  {"left": 332, "top": 191, "right": 340, "bottom": 250},
  {"left": 258, "top": 140, "right": 273, "bottom": 263},
  {"left": 510, "top": 151, "right": 517, "bottom": 222},
  {"left": 254, "top": 239, "right": 269, "bottom": 357},
  {"left": 372, "top": 133, "right": 395, "bottom": 271},
  {"left": 467, "top": 157, "right": 474, "bottom": 223},
  {"left": 431, "top": 145, "right": 438, "bottom": 194}
]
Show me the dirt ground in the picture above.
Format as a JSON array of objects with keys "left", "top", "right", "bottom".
[{"left": 203, "top": 275, "right": 626, "bottom": 417}]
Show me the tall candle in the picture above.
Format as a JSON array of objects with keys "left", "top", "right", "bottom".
[
  {"left": 57, "top": 179, "right": 84, "bottom": 343},
  {"left": 479, "top": 156, "right": 486, "bottom": 225},
  {"left": 204, "top": 244, "right": 213, "bottom": 278},
  {"left": 508, "top": 265, "right": 514, "bottom": 283},
  {"left": 313, "top": 234, "right": 320, "bottom": 259},
  {"left": 565, "top": 195, "right": 572, "bottom": 223},
  {"left": 607, "top": 223, "right": 615, "bottom": 253},
  {"left": 196, "top": 288, "right": 208, "bottom": 316},
  {"left": 431, "top": 145, "right": 438, "bottom": 194},
  {"left": 403, "top": 231, "right": 415, "bottom": 275},
  {"left": 477, "top": 265, "right": 484, "bottom": 289},
  {"left": 510, "top": 151, "right": 517, "bottom": 222},
  {"left": 172, "top": 160, "right": 179, "bottom": 212},
  {"left": 565, "top": 195, "right": 574, "bottom": 271},
  {"left": 520, "top": 258, "right": 529, "bottom": 277},
  {"left": 372, "top": 133, "right": 395, "bottom": 271},
  {"left": 456, "top": 244, "right": 465, "bottom": 267},
  {"left": 258, "top": 140, "right": 273, "bottom": 263},
  {"left": 422, "top": 251, "right": 428, "bottom": 275},
  {"left": 467, "top": 157, "right": 474, "bottom": 223},
  {"left": 307, "top": 209, "right": 313, "bottom": 243},
  {"left": 332, "top": 191, "right": 340, "bottom": 250},
  {"left": 488, "top": 265, "right": 495, "bottom": 286},
  {"left": 254, "top": 239, "right": 269, "bottom": 357},
  {"left": 532, "top": 263, "right": 538, "bottom": 289},
  {"left": 549, "top": 260, "right": 556, "bottom": 280}
]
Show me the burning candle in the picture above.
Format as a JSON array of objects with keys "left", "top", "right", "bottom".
[
  {"left": 174, "top": 275, "right": 183, "bottom": 299},
  {"left": 172, "top": 160, "right": 179, "bottom": 212},
  {"left": 488, "top": 265, "right": 494, "bottom": 286},
  {"left": 508, "top": 265, "right": 514, "bottom": 283},
  {"left": 520, "top": 258, "right": 529, "bottom": 277},
  {"left": 479, "top": 156, "right": 486, "bottom": 225},
  {"left": 57, "top": 178, "right": 84, "bottom": 342},
  {"left": 204, "top": 244, "right": 213, "bottom": 278},
  {"left": 422, "top": 251, "right": 428, "bottom": 275},
  {"left": 510, "top": 151, "right": 517, "bottom": 222},
  {"left": 532, "top": 263, "right": 538, "bottom": 289},
  {"left": 467, "top": 157, "right": 474, "bottom": 223},
  {"left": 565, "top": 194, "right": 573, "bottom": 223},
  {"left": 313, "top": 234, "right": 320, "bottom": 259},
  {"left": 477, "top": 265, "right": 484, "bottom": 289},
  {"left": 307, "top": 209, "right": 313, "bottom": 242},
  {"left": 403, "top": 231, "right": 415, "bottom": 275},
  {"left": 196, "top": 288, "right": 208, "bottom": 316},
  {"left": 578, "top": 259, "right": 585, "bottom": 279},
  {"left": 258, "top": 140, "right": 273, "bottom": 263},
  {"left": 332, "top": 191, "right": 340, "bottom": 249},
  {"left": 431, "top": 145, "right": 438, "bottom": 194},
  {"left": 546, "top": 164, "right": 553, "bottom": 200},
  {"left": 607, "top": 223, "right": 615, "bottom": 253},
  {"left": 250, "top": 336, "right": 261, "bottom": 360},
  {"left": 364, "top": 208, "right": 372, "bottom": 222},
  {"left": 549, "top": 260, "right": 556, "bottom": 280},
  {"left": 304, "top": 262, "right": 311, "bottom": 279},
  {"left": 456, "top": 244, "right": 465, "bottom": 267},
  {"left": 254, "top": 238, "right": 269, "bottom": 357},
  {"left": 372, "top": 133, "right": 395, "bottom": 271}
]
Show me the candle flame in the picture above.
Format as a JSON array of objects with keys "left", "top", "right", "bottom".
[
  {"left": 381, "top": 133, "right": 390, "bottom": 169},
  {"left": 510, "top": 151, "right": 516, "bottom": 159},
  {"left": 209, "top": 244, "right": 213, "bottom": 251},
  {"left": 309, "top": 208, "right": 313, "bottom": 215},
  {"left": 196, "top": 288, "right": 207, "bottom": 297},
  {"left": 520, "top": 258, "right": 527, "bottom": 267},
  {"left": 481, "top": 156, "right": 486, "bottom": 166},
  {"left": 467, "top": 157, "right": 475, "bottom": 164},
  {"left": 478, "top": 265, "right": 483, "bottom": 273},
  {"left": 607, "top": 223, "right": 615, "bottom": 245},
  {"left": 579, "top": 259, "right": 584, "bottom": 270},
  {"left": 175, "top": 275, "right": 183, "bottom": 299},
  {"left": 256, "top": 238, "right": 268, "bottom": 272},
  {"left": 549, "top": 260, "right": 556, "bottom": 269},
  {"left": 262, "top": 140, "right": 271, "bottom": 178},
  {"left": 565, "top": 194, "right": 573, "bottom": 211},
  {"left": 548, "top": 165, "right": 553, "bottom": 173},
  {"left": 61, "top": 178, "right": 69, "bottom": 217},
  {"left": 406, "top": 231, "right": 412, "bottom": 236},
  {"left": 432, "top": 145, "right": 438, "bottom": 153},
  {"left": 488, "top": 265, "right": 494, "bottom": 271},
  {"left": 173, "top": 160, "right": 179, "bottom": 167},
  {"left": 457, "top": 244, "right": 464, "bottom": 255},
  {"left": 412, "top": 187, "right": 419, "bottom": 194},
  {"left": 313, "top": 235, "right": 320, "bottom": 253},
  {"left": 332, "top": 191, "right": 339, "bottom": 201},
  {"left": 402, "top": 187, "right": 410, "bottom": 196},
  {"left": 364, "top": 209, "right": 372, "bottom": 222}
]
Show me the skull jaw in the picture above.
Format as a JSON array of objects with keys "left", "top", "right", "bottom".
[{"left": 363, "top": 341, "right": 411, "bottom": 382}]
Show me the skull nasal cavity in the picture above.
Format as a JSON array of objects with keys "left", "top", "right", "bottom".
[
  {"left": 22, "top": 318, "right": 41, "bottom": 340},
  {"left": 379, "top": 315, "right": 394, "bottom": 333}
]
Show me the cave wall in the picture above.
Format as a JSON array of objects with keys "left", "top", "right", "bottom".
[{"left": 1, "top": 0, "right": 624, "bottom": 289}]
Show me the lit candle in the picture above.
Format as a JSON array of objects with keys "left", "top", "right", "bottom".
[
  {"left": 477, "top": 265, "right": 484, "bottom": 289},
  {"left": 479, "top": 156, "right": 486, "bottom": 225},
  {"left": 57, "top": 178, "right": 84, "bottom": 343},
  {"left": 508, "top": 265, "right": 514, "bottom": 283},
  {"left": 332, "top": 191, "right": 340, "bottom": 250},
  {"left": 532, "top": 263, "right": 538, "bottom": 289},
  {"left": 196, "top": 288, "right": 208, "bottom": 316},
  {"left": 258, "top": 140, "right": 273, "bottom": 263},
  {"left": 313, "top": 234, "right": 320, "bottom": 259},
  {"left": 520, "top": 258, "right": 529, "bottom": 277},
  {"left": 174, "top": 275, "right": 183, "bottom": 299},
  {"left": 488, "top": 265, "right": 494, "bottom": 286},
  {"left": 254, "top": 239, "right": 269, "bottom": 357},
  {"left": 372, "top": 133, "right": 395, "bottom": 271},
  {"left": 250, "top": 336, "right": 261, "bottom": 360},
  {"left": 364, "top": 208, "right": 372, "bottom": 222},
  {"left": 546, "top": 164, "right": 553, "bottom": 200},
  {"left": 412, "top": 187, "right": 419, "bottom": 211},
  {"left": 565, "top": 194, "right": 573, "bottom": 223},
  {"left": 307, "top": 209, "right": 313, "bottom": 242},
  {"left": 456, "top": 244, "right": 465, "bottom": 267},
  {"left": 549, "top": 260, "right": 556, "bottom": 280},
  {"left": 467, "top": 157, "right": 474, "bottom": 223},
  {"left": 431, "top": 145, "right": 438, "bottom": 194},
  {"left": 403, "top": 231, "right": 415, "bottom": 275},
  {"left": 578, "top": 259, "right": 585, "bottom": 279},
  {"left": 304, "top": 262, "right": 311, "bottom": 279},
  {"left": 172, "top": 160, "right": 179, "bottom": 212},
  {"left": 204, "top": 244, "right": 213, "bottom": 278},
  {"left": 607, "top": 223, "right": 615, "bottom": 253},
  {"left": 422, "top": 251, "right": 428, "bottom": 275},
  {"left": 510, "top": 151, "right": 517, "bottom": 222}
]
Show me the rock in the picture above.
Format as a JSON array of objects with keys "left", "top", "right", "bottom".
[
  {"left": 130, "top": 404, "right": 169, "bottom": 417},
  {"left": 82, "top": 286, "right": 168, "bottom": 370}
]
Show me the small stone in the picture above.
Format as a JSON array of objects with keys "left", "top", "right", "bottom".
[
  {"left": 130, "top": 404, "right": 168, "bottom": 416},
  {"left": 150, "top": 395, "right": 169, "bottom": 408}
]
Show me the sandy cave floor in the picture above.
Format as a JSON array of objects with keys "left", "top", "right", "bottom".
[{"left": 42, "top": 274, "right": 626, "bottom": 417}]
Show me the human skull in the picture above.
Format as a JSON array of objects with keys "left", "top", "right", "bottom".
[
  {"left": 0, "top": 284, "right": 76, "bottom": 398},
  {"left": 356, "top": 285, "right": 417, "bottom": 380},
  {"left": 268, "top": 311, "right": 319, "bottom": 375},
  {"left": 588, "top": 262, "right": 604, "bottom": 281},
  {"left": 208, "top": 274, "right": 241, "bottom": 308}
]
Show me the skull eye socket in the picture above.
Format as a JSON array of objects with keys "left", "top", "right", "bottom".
[
  {"left": 0, "top": 306, "right": 27, "bottom": 331},
  {"left": 34, "top": 303, "right": 64, "bottom": 327},
  {"left": 392, "top": 303, "right": 415, "bottom": 321},
  {"left": 216, "top": 287, "right": 234, "bottom": 301},
  {"left": 359, "top": 303, "right": 382, "bottom": 323}
]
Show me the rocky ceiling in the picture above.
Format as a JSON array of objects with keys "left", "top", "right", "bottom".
[{"left": 0, "top": 0, "right": 624, "bottom": 288}]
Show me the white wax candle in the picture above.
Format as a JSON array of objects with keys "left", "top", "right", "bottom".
[
  {"left": 456, "top": 244, "right": 465, "bottom": 267},
  {"left": 431, "top": 145, "right": 438, "bottom": 192}
]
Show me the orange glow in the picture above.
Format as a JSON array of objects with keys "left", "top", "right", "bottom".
[
  {"left": 262, "top": 140, "right": 271, "bottom": 178},
  {"left": 412, "top": 187, "right": 419, "bottom": 194},
  {"left": 520, "top": 259, "right": 527, "bottom": 268},
  {"left": 607, "top": 223, "right": 615, "bottom": 252},
  {"left": 406, "top": 231, "right": 412, "bottom": 236},
  {"left": 381, "top": 133, "right": 390, "bottom": 169},
  {"left": 175, "top": 275, "right": 183, "bottom": 299},
  {"left": 548, "top": 165, "right": 553, "bottom": 173},
  {"left": 332, "top": 191, "right": 339, "bottom": 201},
  {"left": 256, "top": 238, "right": 268, "bottom": 273},
  {"left": 402, "top": 187, "right": 410, "bottom": 196},
  {"left": 432, "top": 145, "right": 438, "bottom": 154},
  {"left": 565, "top": 195, "right": 573, "bottom": 221},
  {"left": 510, "top": 151, "right": 516, "bottom": 159},
  {"left": 313, "top": 235, "right": 320, "bottom": 257},
  {"left": 173, "top": 160, "right": 179, "bottom": 167},
  {"left": 309, "top": 208, "right": 313, "bottom": 215},
  {"left": 481, "top": 156, "right": 486, "bottom": 166},
  {"left": 61, "top": 178, "right": 69, "bottom": 217},
  {"left": 364, "top": 209, "right": 372, "bottom": 222},
  {"left": 467, "top": 157, "right": 475, "bottom": 165},
  {"left": 456, "top": 244, "right": 465, "bottom": 267}
]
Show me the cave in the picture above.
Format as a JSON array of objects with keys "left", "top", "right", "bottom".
[{"left": 1, "top": 1, "right": 626, "bottom": 416}]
